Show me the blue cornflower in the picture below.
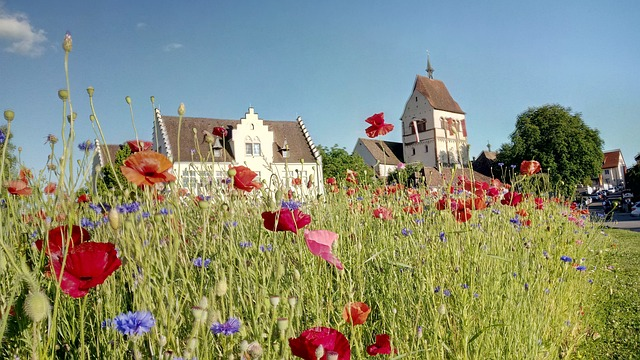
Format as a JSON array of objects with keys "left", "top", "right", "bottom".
[
  {"left": 560, "top": 255, "right": 572, "bottom": 263},
  {"left": 88, "top": 202, "right": 110, "bottom": 214},
  {"left": 239, "top": 241, "right": 253, "bottom": 248},
  {"left": 461, "top": 283, "right": 469, "bottom": 289},
  {"left": 414, "top": 218, "right": 424, "bottom": 224},
  {"left": 492, "top": 209, "right": 501, "bottom": 215},
  {"left": 544, "top": 288, "right": 550, "bottom": 294},
  {"left": 281, "top": 200, "right": 301, "bottom": 210},
  {"left": 117, "top": 202, "right": 140, "bottom": 214},
  {"left": 588, "top": 279, "right": 593, "bottom": 284},
  {"left": 80, "top": 218, "right": 95, "bottom": 229},
  {"left": 498, "top": 162, "right": 504, "bottom": 167},
  {"left": 210, "top": 317, "right": 241, "bottom": 335},
  {"left": 439, "top": 231, "right": 446, "bottom": 242},
  {"left": 443, "top": 289, "right": 451, "bottom": 297},
  {"left": 576, "top": 265, "right": 587, "bottom": 271},
  {"left": 510, "top": 164, "right": 517, "bottom": 169},
  {"left": 159, "top": 208, "right": 170, "bottom": 215},
  {"left": 512, "top": 272, "right": 517, "bottom": 278},
  {"left": 0, "top": 129, "right": 5, "bottom": 145},
  {"left": 259, "top": 244, "right": 273, "bottom": 252},
  {"left": 543, "top": 250, "right": 549, "bottom": 259},
  {"left": 224, "top": 221, "right": 238, "bottom": 228},
  {"left": 141, "top": 211, "right": 151, "bottom": 219},
  {"left": 473, "top": 293, "right": 480, "bottom": 298},
  {"left": 434, "top": 286, "right": 441, "bottom": 293},
  {"left": 111, "top": 311, "right": 155, "bottom": 336},
  {"left": 510, "top": 216, "right": 521, "bottom": 225},
  {"left": 193, "top": 257, "right": 211, "bottom": 268},
  {"left": 78, "top": 140, "right": 95, "bottom": 151},
  {"left": 356, "top": 196, "right": 364, "bottom": 201},
  {"left": 524, "top": 283, "right": 529, "bottom": 291},
  {"left": 401, "top": 228, "right": 413, "bottom": 236}
]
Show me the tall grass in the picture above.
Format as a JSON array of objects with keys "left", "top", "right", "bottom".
[{"left": 0, "top": 33, "right": 612, "bottom": 359}]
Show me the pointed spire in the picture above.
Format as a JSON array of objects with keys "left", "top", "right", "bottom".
[{"left": 426, "top": 51, "right": 434, "bottom": 79}]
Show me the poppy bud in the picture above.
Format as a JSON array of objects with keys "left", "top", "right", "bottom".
[
  {"left": 62, "top": 31, "right": 72, "bottom": 52},
  {"left": 293, "top": 269, "right": 301, "bottom": 282},
  {"left": 159, "top": 335, "right": 167, "bottom": 347},
  {"left": 437, "top": 303, "right": 447, "bottom": 316},
  {"left": 204, "top": 134, "right": 214, "bottom": 144},
  {"left": 192, "top": 127, "right": 198, "bottom": 135},
  {"left": 24, "top": 290, "right": 50, "bottom": 323},
  {"left": 198, "top": 200, "right": 210, "bottom": 209},
  {"left": 227, "top": 168, "right": 236, "bottom": 177},
  {"left": 277, "top": 262, "right": 285, "bottom": 279},
  {"left": 277, "top": 317, "right": 289, "bottom": 331},
  {"left": 67, "top": 112, "right": 77, "bottom": 123},
  {"left": 4, "top": 109, "right": 15, "bottom": 122},
  {"left": 239, "top": 340, "right": 249, "bottom": 353},
  {"left": 315, "top": 345, "right": 325, "bottom": 359},
  {"left": 86, "top": 86, "right": 94, "bottom": 97},
  {"left": 300, "top": 158, "right": 304, "bottom": 164},
  {"left": 150, "top": 96, "right": 155, "bottom": 104},
  {"left": 58, "top": 89, "right": 69, "bottom": 101},
  {"left": 288, "top": 296, "right": 297, "bottom": 308},
  {"left": 198, "top": 296, "right": 209, "bottom": 310},
  {"left": 89, "top": 114, "right": 96, "bottom": 122},
  {"left": 247, "top": 342, "right": 263, "bottom": 358},
  {"left": 108, "top": 208, "right": 120, "bottom": 229},
  {"left": 191, "top": 306, "right": 206, "bottom": 322},
  {"left": 274, "top": 189, "right": 283, "bottom": 201},
  {"left": 215, "top": 277, "right": 228, "bottom": 297},
  {"left": 269, "top": 295, "right": 280, "bottom": 307},
  {"left": 178, "top": 102, "right": 186, "bottom": 116}
]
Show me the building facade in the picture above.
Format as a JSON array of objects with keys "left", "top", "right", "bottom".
[{"left": 601, "top": 149, "right": 626, "bottom": 189}]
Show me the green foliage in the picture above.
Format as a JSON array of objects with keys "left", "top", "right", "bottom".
[
  {"left": 497, "top": 104, "right": 603, "bottom": 196},
  {"left": 318, "top": 144, "right": 376, "bottom": 184},
  {"left": 96, "top": 144, "right": 132, "bottom": 198},
  {"left": 387, "top": 162, "right": 424, "bottom": 186},
  {"left": 625, "top": 162, "right": 640, "bottom": 201}
]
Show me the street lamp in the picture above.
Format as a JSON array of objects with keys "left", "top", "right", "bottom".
[{"left": 282, "top": 139, "right": 290, "bottom": 159}]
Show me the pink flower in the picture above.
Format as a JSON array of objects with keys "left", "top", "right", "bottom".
[
  {"left": 366, "top": 334, "right": 397, "bottom": 356},
  {"left": 304, "top": 230, "right": 344, "bottom": 270}
]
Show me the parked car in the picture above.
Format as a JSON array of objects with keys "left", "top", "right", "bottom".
[{"left": 631, "top": 202, "right": 640, "bottom": 217}]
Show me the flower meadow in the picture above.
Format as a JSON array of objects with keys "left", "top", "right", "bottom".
[{"left": 0, "top": 33, "right": 614, "bottom": 359}]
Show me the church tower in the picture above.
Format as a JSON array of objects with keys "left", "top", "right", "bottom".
[{"left": 400, "top": 55, "right": 469, "bottom": 169}]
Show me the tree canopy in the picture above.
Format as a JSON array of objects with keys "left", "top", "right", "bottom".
[
  {"left": 497, "top": 104, "right": 603, "bottom": 196},
  {"left": 318, "top": 144, "right": 375, "bottom": 184}
]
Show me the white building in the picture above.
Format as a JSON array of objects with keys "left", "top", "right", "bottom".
[
  {"left": 601, "top": 149, "right": 626, "bottom": 189},
  {"left": 400, "top": 58, "right": 469, "bottom": 168}
]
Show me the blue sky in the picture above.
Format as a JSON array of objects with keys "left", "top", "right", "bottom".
[{"left": 1, "top": 1, "right": 639, "bottom": 173}]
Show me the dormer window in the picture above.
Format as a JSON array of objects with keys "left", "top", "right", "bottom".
[{"left": 245, "top": 142, "right": 261, "bottom": 156}]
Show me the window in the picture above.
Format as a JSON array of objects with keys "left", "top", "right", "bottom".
[
  {"left": 412, "top": 148, "right": 416, "bottom": 156},
  {"left": 246, "top": 142, "right": 261, "bottom": 156},
  {"left": 425, "top": 145, "right": 429, "bottom": 153},
  {"left": 604, "top": 169, "right": 610, "bottom": 175}
]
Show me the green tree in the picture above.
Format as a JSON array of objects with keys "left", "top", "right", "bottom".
[
  {"left": 497, "top": 104, "right": 603, "bottom": 196},
  {"left": 626, "top": 161, "right": 640, "bottom": 201},
  {"left": 96, "top": 144, "right": 132, "bottom": 198},
  {"left": 318, "top": 144, "right": 376, "bottom": 184}
]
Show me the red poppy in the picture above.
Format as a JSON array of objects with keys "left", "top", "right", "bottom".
[
  {"left": 44, "top": 182, "right": 57, "bottom": 195},
  {"left": 326, "top": 177, "right": 336, "bottom": 185},
  {"left": 262, "top": 208, "right": 311, "bottom": 234},
  {"left": 365, "top": 113, "right": 394, "bottom": 138},
  {"left": 121, "top": 150, "right": 176, "bottom": 187},
  {"left": 403, "top": 205, "right": 423, "bottom": 214},
  {"left": 366, "top": 334, "right": 397, "bottom": 356},
  {"left": 51, "top": 241, "right": 122, "bottom": 298},
  {"left": 520, "top": 160, "right": 541, "bottom": 176},
  {"left": 212, "top": 126, "right": 228, "bottom": 138},
  {"left": 516, "top": 209, "right": 529, "bottom": 217},
  {"left": 77, "top": 193, "right": 91, "bottom": 203},
  {"left": 534, "top": 197, "right": 544, "bottom": 210},
  {"left": 342, "top": 302, "right": 370, "bottom": 325},
  {"left": 19, "top": 168, "right": 33, "bottom": 183},
  {"left": 231, "top": 165, "right": 262, "bottom": 192},
  {"left": 289, "top": 327, "right": 351, "bottom": 360},
  {"left": 373, "top": 207, "right": 393, "bottom": 220},
  {"left": 126, "top": 140, "right": 153, "bottom": 153},
  {"left": 345, "top": 169, "right": 358, "bottom": 184},
  {"left": 465, "top": 196, "right": 487, "bottom": 210},
  {"left": 35, "top": 225, "right": 90, "bottom": 258},
  {"left": 453, "top": 206, "right": 473, "bottom": 223},
  {"left": 304, "top": 229, "right": 343, "bottom": 270},
  {"left": 501, "top": 191, "right": 523, "bottom": 207},
  {"left": 292, "top": 177, "right": 302, "bottom": 186},
  {"left": 329, "top": 185, "right": 339, "bottom": 193},
  {"left": 345, "top": 188, "right": 357, "bottom": 196},
  {"left": 7, "top": 179, "right": 32, "bottom": 196}
]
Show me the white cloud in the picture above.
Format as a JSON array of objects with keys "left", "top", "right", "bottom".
[
  {"left": 163, "top": 43, "right": 183, "bottom": 52},
  {"left": 136, "top": 22, "right": 147, "bottom": 30},
  {"left": 0, "top": 5, "right": 47, "bottom": 57}
]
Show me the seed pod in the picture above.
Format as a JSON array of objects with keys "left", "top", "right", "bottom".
[
  {"left": 24, "top": 290, "right": 50, "bottom": 323},
  {"left": 108, "top": 208, "right": 120, "bottom": 230}
]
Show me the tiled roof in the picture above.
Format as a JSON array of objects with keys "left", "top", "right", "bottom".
[
  {"left": 159, "top": 115, "right": 319, "bottom": 163},
  {"left": 357, "top": 138, "right": 404, "bottom": 164},
  {"left": 602, "top": 150, "right": 622, "bottom": 169},
  {"left": 414, "top": 75, "right": 465, "bottom": 114}
]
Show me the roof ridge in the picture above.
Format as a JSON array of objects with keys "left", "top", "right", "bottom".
[{"left": 155, "top": 108, "right": 173, "bottom": 161}]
